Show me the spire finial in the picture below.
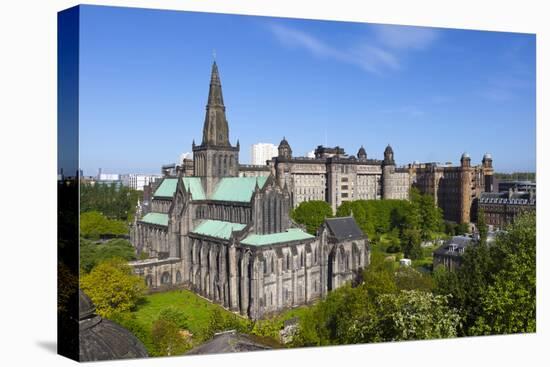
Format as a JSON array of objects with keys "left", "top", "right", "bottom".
[{"left": 213, "top": 49, "right": 216, "bottom": 62}]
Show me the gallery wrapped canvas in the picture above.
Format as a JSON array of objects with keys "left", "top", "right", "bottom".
[{"left": 57, "top": 4, "right": 536, "bottom": 362}]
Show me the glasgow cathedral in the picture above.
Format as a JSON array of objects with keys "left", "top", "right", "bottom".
[
  {"left": 130, "top": 60, "right": 497, "bottom": 319},
  {"left": 130, "top": 62, "right": 370, "bottom": 319}
]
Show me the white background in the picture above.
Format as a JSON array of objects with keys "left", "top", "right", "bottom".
[{"left": 0, "top": 0, "right": 547, "bottom": 366}]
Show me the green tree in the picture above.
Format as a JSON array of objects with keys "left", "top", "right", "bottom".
[
  {"left": 151, "top": 318, "right": 190, "bottom": 356},
  {"left": 376, "top": 290, "right": 461, "bottom": 341},
  {"left": 158, "top": 306, "right": 189, "bottom": 330},
  {"left": 444, "top": 221, "right": 458, "bottom": 236},
  {"left": 201, "top": 308, "right": 246, "bottom": 341},
  {"left": 361, "top": 253, "right": 398, "bottom": 298},
  {"left": 80, "top": 258, "right": 146, "bottom": 318},
  {"left": 434, "top": 212, "right": 536, "bottom": 336},
  {"left": 291, "top": 200, "right": 333, "bottom": 234},
  {"left": 80, "top": 182, "right": 142, "bottom": 221},
  {"left": 292, "top": 284, "right": 378, "bottom": 346},
  {"left": 80, "top": 211, "right": 129, "bottom": 239},
  {"left": 456, "top": 222, "right": 470, "bottom": 235},
  {"left": 395, "top": 266, "right": 434, "bottom": 291},
  {"left": 80, "top": 238, "right": 136, "bottom": 273},
  {"left": 401, "top": 228, "right": 422, "bottom": 260},
  {"left": 470, "top": 212, "right": 536, "bottom": 335},
  {"left": 477, "top": 208, "right": 488, "bottom": 245}
]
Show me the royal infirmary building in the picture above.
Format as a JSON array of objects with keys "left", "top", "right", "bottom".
[
  {"left": 130, "top": 62, "right": 369, "bottom": 319},
  {"left": 269, "top": 141, "right": 411, "bottom": 212}
]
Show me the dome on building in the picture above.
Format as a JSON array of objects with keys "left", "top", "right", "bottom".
[
  {"left": 461, "top": 152, "right": 470, "bottom": 159},
  {"left": 483, "top": 153, "right": 492, "bottom": 160},
  {"left": 384, "top": 144, "right": 394, "bottom": 154},
  {"left": 357, "top": 146, "right": 367, "bottom": 159},
  {"left": 79, "top": 290, "right": 148, "bottom": 362}
]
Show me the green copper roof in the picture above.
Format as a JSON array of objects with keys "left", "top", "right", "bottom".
[
  {"left": 140, "top": 212, "right": 169, "bottom": 226},
  {"left": 211, "top": 177, "right": 268, "bottom": 202},
  {"left": 241, "top": 228, "right": 315, "bottom": 246},
  {"left": 191, "top": 220, "right": 246, "bottom": 240},
  {"left": 182, "top": 177, "right": 206, "bottom": 200},
  {"left": 153, "top": 178, "right": 178, "bottom": 198}
]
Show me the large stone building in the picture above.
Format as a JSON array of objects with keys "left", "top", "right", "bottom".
[
  {"left": 269, "top": 140, "right": 411, "bottom": 212},
  {"left": 130, "top": 62, "right": 369, "bottom": 320},
  {"left": 478, "top": 188, "right": 536, "bottom": 229},
  {"left": 408, "top": 153, "right": 495, "bottom": 224}
]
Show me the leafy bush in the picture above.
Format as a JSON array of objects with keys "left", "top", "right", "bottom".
[
  {"left": 291, "top": 200, "right": 333, "bottom": 234},
  {"left": 434, "top": 212, "right": 536, "bottom": 335},
  {"left": 80, "top": 238, "right": 136, "bottom": 273},
  {"left": 80, "top": 258, "right": 146, "bottom": 318},
  {"left": 80, "top": 182, "right": 142, "bottom": 221},
  {"left": 151, "top": 318, "right": 191, "bottom": 356},
  {"left": 80, "top": 211, "right": 128, "bottom": 239}
]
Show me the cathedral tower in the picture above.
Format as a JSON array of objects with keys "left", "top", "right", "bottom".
[{"left": 193, "top": 62, "right": 240, "bottom": 195}]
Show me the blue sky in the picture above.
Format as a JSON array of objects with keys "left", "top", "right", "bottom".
[{"left": 78, "top": 5, "right": 536, "bottom": 175}]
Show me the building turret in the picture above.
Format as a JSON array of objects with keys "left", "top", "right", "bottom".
[
  {"left": 383, "top": 144, "right": 395, "bottom": 166},
  {"left": 357, "top": 146, "right": 367, "bottom": 160},
  {"left": 482, "top": 153, "right": 494, "bottom": 192},
  {"left": 460, "top": 152, "right": 471, "bottom": 168},
  {"left": 382, "top": 144, "right": 396, "bottom": 199},
  {"left": 482, "top": 153, "right": 493, "bottom": 168},
  {"left": 278, "top": 137, "right": 292, "bottom": 159},
  {"left": 459, "top": 152, "right": 473, "bottom": 223}
]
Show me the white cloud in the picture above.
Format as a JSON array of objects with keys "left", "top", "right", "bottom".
[
  {"left": 373, "top": 24, "right": 439, "bottom": 50},
  {"left": 267, "top": 23, "right": 438, "bottom": 75},
  {"left": 479, "top": 75, "right": 534, "bottom": 102}
]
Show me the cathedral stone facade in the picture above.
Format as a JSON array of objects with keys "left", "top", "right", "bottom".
[{"left": 130, "top": 62, "right": 369, "bottom": 320}]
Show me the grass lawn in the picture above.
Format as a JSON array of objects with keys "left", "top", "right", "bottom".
[
  {"left": 123, "top": 289, "right": 309, "bottom": 354},
  {"left": 131, "top": 289, "right": 247, "bottom": 337}
]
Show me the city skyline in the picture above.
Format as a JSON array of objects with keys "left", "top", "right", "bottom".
[{"left": 79, "top": 5, "right": 536, "bottom": 175}]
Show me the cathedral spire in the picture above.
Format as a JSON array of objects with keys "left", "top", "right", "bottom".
[{"left": 202, "top": 61, "right": 230, "bottom": 147}]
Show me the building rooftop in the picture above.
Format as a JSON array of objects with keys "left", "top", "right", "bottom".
[
  {"left": 433, "top": 235, "right": 473, "bottom": 257},
  {"left": 191, "top": 219, "right": 246, "bottom": 240},
  {"left": 186, "top": 330, "right": 272, "bottom": 355},
  {"left": 241, "top": 228, "right": 314, "bottom": 246},
  {"left": 182, "top": 176, "right": 206, "bottom": 200},
  {"left": 480, "top": 191, "right": 535, "bottom": 205},
  {"left": 140, "top": 212, "right": 169, "bottom": 226},
  {"left": 153, "top": 177, "right": 178, "bottom": 198},
  {"left": 325, "top": 217, "right": 365, "bottom": 241},
  {"left": 153, "top": 176, "right": 268, "bottom": 202},
  {"left": 211, "top": 176, "right": 268, "bottom": 202}
]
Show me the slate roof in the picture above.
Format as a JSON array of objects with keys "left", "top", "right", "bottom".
[
  {"left": 241, "top": 228, "right": 314, "bottom": 246},
  {"left": 140, "top": 212, "right": 169, "bottom": 226},
  {"left": 433, "top": 236, "right": 473, "bottom": 257},
  {"left": 480, "top": 191, "right": 535, "bottom": 205},
  {"left": 191, "top": 219, "right": 246, "bottom": 240},
  {"left": 325, "top": 217, "right": 364, "bottom": 241},
  {"left": 186, "top": 331, "right": 272, "bottom": 355}
]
